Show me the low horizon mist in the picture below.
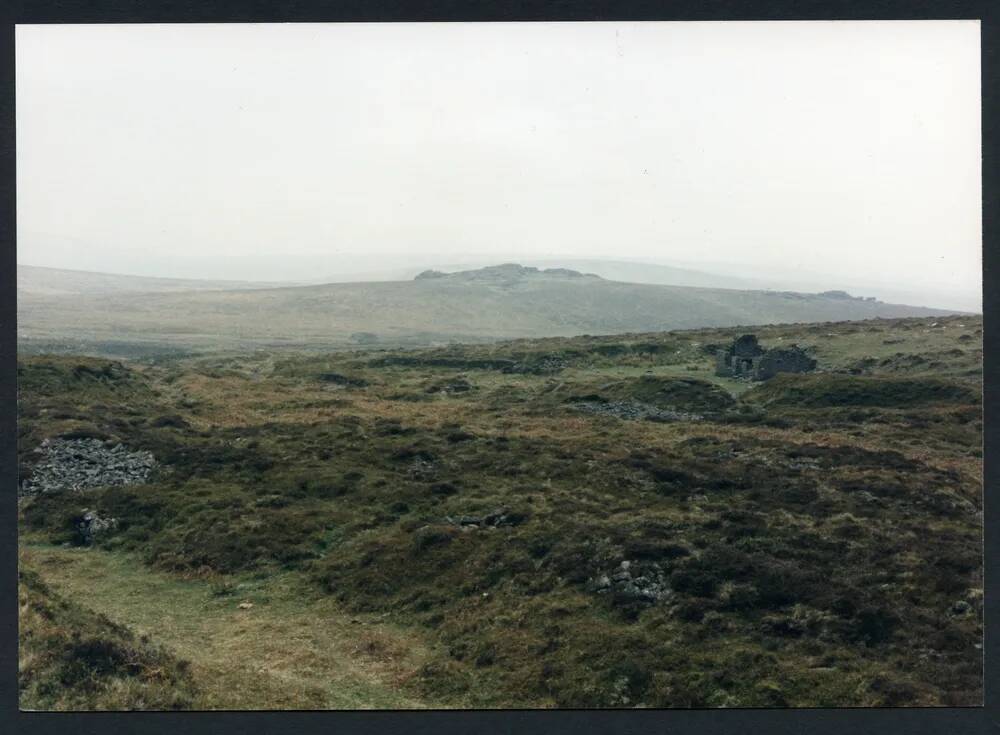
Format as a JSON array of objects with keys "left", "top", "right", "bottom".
[{"left": 16, "top": 252, "right": 981, "bottom": 313}]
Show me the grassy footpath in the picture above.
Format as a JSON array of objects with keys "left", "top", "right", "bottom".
[
  {"left": 19, "top": 565, "right": 198, "bottom": 710},
  {"left": 20, "top": 541, "right": 441, "bottom": 709}
]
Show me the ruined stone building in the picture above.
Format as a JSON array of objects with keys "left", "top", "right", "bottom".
[{"left": 715, "top": 334, "right": 816, "bottom": 381}]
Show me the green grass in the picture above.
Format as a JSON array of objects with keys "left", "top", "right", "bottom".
[
  {"left": 17, "top": 314, "right": 983, "bottom": 708},
  {"left": 19, "top": 561, "right": 198, "bottom": 710},
  {"left": 20, "top": 541, "right": 442, "bottom": 709}
]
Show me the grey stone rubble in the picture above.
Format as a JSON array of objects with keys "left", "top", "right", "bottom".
[
  {"left": 21, "top": 438, "right": 156, "bottom": 495},
  {"left": 407, "top": 457, "right": 437, "bottom": 481},
  {"left": 589, "top": 560, "right": 673, "bottom": 604},
  {"left": 571, "top": 399, "right": 703, "bottom": 423},
  {"left": 446, "top": 508, "right": 516, "bottom": 530},
  {"left": 75, "top": 510, "right": 118, "bottom": 545}
]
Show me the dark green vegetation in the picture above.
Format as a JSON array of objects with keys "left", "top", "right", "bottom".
[
  {"left": 18, "top": 566, "right": 198, "bottom": 710},
  {"left": 749, "top": 374, "right": 978, "bottom": 409},
  {"left": 18, "top": 314, "right": 982, "bottom": 708},
  {"left": 19, "top": 264, "right": 960, "bottom": 357}
]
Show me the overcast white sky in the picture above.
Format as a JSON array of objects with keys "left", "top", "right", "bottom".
[{"left": 16, "top": 21, "right": 982, "bottom": 310}]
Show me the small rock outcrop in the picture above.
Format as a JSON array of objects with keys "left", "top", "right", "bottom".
[
  {"left": 446, "top": 508, "right": 524, "bottom": 529},
  {"left": 74, "top": 510, "right": 118, "bottom": 545},
  {"left": 21, "top": 438, "right": 156, "bottom": 495},
  {"left": 413, "top": 263, "right": 601, "bottom": 284},
  {"left": 589, "top": 560, "right": 673, "bottom": 604}
]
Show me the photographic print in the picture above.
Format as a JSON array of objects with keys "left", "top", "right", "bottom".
[{"left": 16, "top": 20, "right": 983, "bottom": 709}]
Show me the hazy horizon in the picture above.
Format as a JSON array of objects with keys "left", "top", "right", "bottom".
[
  {"left": 18, "top": 256, "right": 982, "bottom": 313},
  {"left": 17, "top": 21, "right": 982, "bottom": 312}
]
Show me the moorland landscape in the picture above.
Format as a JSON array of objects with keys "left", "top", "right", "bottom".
[
  {"left": 17, "top": 263, "right": 957, "bottom": 357},
  {"left": 17, "top": 266, "right": 983, "bottom": 708}
]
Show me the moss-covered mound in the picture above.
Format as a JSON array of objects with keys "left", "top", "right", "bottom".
[
  {"left": 570, "top": 376, "right": 736, "bottom": 414},
  {"left": 745, "top": 374, "right": 978, "bottom": 409},
  {"left": 17, "top": 356, "right": 143, "bottom": 398}
]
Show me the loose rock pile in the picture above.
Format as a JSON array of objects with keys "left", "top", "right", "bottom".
[
  {"left": 572, "top": 400, "right": 703, "bottom": 423},
  {"left": 445, "top": 507, "right": 522, "bottom": 530},
  {"left": 21, "top": 438, "right": 156, "bottom": 495},
  {"left": 589, "top": 560, "right": 673, "bottom": 604},
  {"left": 74, "top": 510, "right": 119, "bottom": 544},
  {"left": 407, "top": 457, "right": 437, "bottom": 481}
]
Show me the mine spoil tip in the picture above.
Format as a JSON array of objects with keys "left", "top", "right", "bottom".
[{"left": 21, "top": 437, "right": 157, "bottom": 496}]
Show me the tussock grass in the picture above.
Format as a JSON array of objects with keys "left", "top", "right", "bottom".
[
  {"left": 746, "top": 374, "right": 978, "bottom": 409},
  {"left": 18, "top": 560, "right": 198, "bottom": 710},
  {"left": 19, "top": 544, "right": 441, "bottom": 710}
]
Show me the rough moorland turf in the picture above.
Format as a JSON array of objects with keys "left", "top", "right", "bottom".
[
  {"left": 18, "top": 566, "right": 198, "bottom": 710},
  {"left": 17, "top": 314, "right": 983, "bottom": 708}
]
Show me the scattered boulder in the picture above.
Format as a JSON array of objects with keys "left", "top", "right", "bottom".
[
  {"left": 73, "top": 509, "right": 118, "bottom": 545},
  {"left": 445, "top": 508, "right": 525, "bottom": 529},
  {"left": 589, "top": 559, "right": 673, "bottom": 605}
]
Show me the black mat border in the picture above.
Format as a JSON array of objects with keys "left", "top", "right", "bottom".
[{"left": 0, "top": 3, "right": 995, "bottom": 734}]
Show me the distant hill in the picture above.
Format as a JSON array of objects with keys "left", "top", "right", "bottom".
[
  {"left": 519, "top": 258, "right": 760, "bottom": 290},
  {"left": 17, "top": 263, "right": 964, "bottom": 357},
  {"left": 17, "top": 264, "right": 295, "bottom": 297},
  {"left": 413, "top": 263, "right": 602, "bottom": 283},
  {"left": 313, "top": 259, "right": 757, "bottom": 291}
]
